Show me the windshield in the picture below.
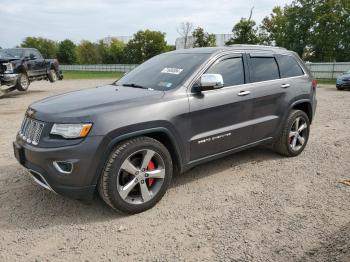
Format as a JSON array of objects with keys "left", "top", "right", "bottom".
[
  {"left": 117, "top": 52, "right": 210, "bottom": 91},
  {"left": 0, "top": 49, "right": 24, "bottom": 59}
]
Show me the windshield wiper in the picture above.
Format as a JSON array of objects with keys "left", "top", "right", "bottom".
[{"left": 121, "top": 83, "right": 148, "bottom": 89}]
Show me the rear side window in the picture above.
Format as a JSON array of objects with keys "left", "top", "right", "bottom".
[
  {"left": 277, "top": 55, "right": 304, "bottom": 78},
  {"left": 33, "top": 50, "right": 43, "bottom": 59},
  {"left": 250, "top": 57, "right": 279, "bottom": 82},
  {"left": 206, "top": 57, "right": 245, "bottom": 87}
]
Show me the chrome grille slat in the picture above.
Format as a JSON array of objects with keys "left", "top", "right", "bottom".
[{"left": 18, "top": 117, "right": 45, "bottom": 146}]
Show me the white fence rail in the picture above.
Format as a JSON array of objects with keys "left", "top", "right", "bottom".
[
  {"left": 60, "top": 64, "right": 138, "bottom": 73},
  {"left": 305, "top": 62, "right": 350, "bottom": 79},
  {"left": 61, "top": 62, "right": 350, "bottom": 79}
]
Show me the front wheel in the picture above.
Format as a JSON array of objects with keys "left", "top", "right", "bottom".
[
  {"left": 274, "top": 110, "right": 310, "bottom": 157},
  {"left": 98, "top": 137, "right": 173, "bottom": 214},
  {"left": 15, "top": 73, "right": 30, "bottom": 91},
  {"left": 48, "top": 69, "right": 58, "bottom": 83}
]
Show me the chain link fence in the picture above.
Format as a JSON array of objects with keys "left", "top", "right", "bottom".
[{"left": 61, "top": 63, "right": 350, "bottom": 79}]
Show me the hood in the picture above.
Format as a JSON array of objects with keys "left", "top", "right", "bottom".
[
  {"left": 341, "top": 74, "right": 350, "bottom": 80},
  {"left": 30, "top": 84, "right": 164, "bottom": 122},
  {"left": 0, "top": 58, "right": 21, "bottom": 63}
]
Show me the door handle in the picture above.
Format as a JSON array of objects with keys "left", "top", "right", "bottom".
[
  {"left": 237, "top": 90, "right": 251, "bottom": 96},
  {"left": 281, "top": 83, "right": 290, "bottom": 88}
]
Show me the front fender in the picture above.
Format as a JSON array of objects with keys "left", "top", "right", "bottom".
[{"left": 90, "top": 124, "right": 185, "bottom": 185}]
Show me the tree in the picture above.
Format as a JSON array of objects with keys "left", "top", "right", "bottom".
[
  {"left": 124, "top": 30, "right": 167, "bottom": 64},
  {"left": 177, "top": 22, "right": 194, "bottom": 49},
  {"left": 311, "top": 0, "right": 348, "bottom": 62},
  {"left": 165, "top": 45, "right": 176, "bottom": 52},
  {"left": 261, "top": 0, "right": 350, "bottom": 62},
  {"left": 76, "top": 40, "right": 102, "bottom": 64},
  {"left": 226, "top": 8, "right": 259, "bottom": 45},
  {"left": 107, "top": 38, "right": 126, "bottom": 63},
  {"left": 259, "top": 6, "right": 288, "bottom": 46},
  {"left": 57, "top": 39, "right": 77, "bottom": 64},
  {"left": 192, "top": 27, "right": 216, "bottom": 47},
  {"left": 21, "top": 37, "right": 58, "bottom": 58}
]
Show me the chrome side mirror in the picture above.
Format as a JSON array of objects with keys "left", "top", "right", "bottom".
[{"left": 196, "top": 74, "right": 224, "bottom": 92}]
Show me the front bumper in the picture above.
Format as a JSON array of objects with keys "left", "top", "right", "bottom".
[
  {"left": 13, "top": 135, "right": 105, "bottom": 200},
  {"left": 0, "top": 73, "right": 18, "bottom": 86},
  {"left": 336, "top": 82, "right": 350, "bottom": 88}
]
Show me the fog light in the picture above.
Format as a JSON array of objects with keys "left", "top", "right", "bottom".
[{"left": 53, "top": 161, "right": 73, "bottom": 174}]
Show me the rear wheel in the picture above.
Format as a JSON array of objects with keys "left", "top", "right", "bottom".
[
  {"left": 98, "top": 136, "right": 173, "bottom": 214},
  {"left": 274, "top": 110, "right": 310, "bottom": 157},
  {"left": 15, "top": 73, "right": 30, "bottom": 91},
  {"left": 48, "top": 69, "right": 58, "bottom": 83}
]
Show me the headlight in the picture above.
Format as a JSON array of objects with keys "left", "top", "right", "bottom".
[
  {"left": 2, "top": 63, "right": 14, "bottom": 73},
  {"left": 51, "top": 123, "right": 92, "bottom": 139}
]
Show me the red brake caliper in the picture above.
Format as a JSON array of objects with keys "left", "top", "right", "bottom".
[{"left": 147, "top": 161, "right": 155, "bottom": 187}]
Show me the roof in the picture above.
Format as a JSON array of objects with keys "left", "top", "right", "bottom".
[{"left": 172, "top": 45, "right": 289, "bottom": 55}]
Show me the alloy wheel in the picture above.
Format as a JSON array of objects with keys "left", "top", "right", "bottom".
[
  {"left": 21, "top": 75, "right": 29, "bottom": 89},
  {"left": 289, "top": 117, "right": 307, "bottom": 151},
  {"left": 117, "top": 149, "right": 165, "bottom": 204}
]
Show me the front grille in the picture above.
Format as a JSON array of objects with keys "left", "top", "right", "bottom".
[{"left": 18, "top": 117, "right": 45, "bottom": 145}]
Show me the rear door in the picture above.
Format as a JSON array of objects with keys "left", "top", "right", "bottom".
[
  {"left": 246, "top": 53, "right": 295, "bottom": 142},
  {"left": 188, "top": 54, "right": 253, "bottom": 160}
]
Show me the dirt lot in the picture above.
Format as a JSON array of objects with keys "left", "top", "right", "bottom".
[{"left": 0, "top": 80, "right": 349, "bottom": 261}]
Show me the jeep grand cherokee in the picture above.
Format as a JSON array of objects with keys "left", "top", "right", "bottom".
[{"left": 13, "top": 45, "right": 317, "bottom": 214}]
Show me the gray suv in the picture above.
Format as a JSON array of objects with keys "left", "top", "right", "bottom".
[{"left": 13, "top": 45, "right": 317, "bottom": 213}]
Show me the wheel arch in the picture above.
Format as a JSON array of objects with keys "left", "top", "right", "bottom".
[
  {"left": 17, "top": 65, "right": 28, "bottom": 76},
  {"left": 91, "top": 127, "right": 184, "bottom": 186},
  {"left": 290, "top": 100, "right": 313, "bottom": 123}
]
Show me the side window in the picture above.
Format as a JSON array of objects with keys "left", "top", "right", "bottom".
[
  {"left": 277, "top": 55, "right": 304, "bottom": 78},
  {"left": 33, "top": 50, "right": 43, "bottom": 59},
  {"left": 206, "top": 57, "right": 245, "bottom": 87},
  {"left": 250, "top": 57, "right": 279, "bottom": 82}
]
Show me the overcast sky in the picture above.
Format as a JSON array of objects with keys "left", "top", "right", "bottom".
[{"left": 0, "top": 0, "right": 291, "bottom": 48}]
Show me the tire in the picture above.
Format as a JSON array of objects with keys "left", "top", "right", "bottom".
[
  {"left": 336, "top": 86, "right": 345, "bottom": 91},
  {"left": 15, "top": 73, "right": 30, "bottom": 91},
  {"left": 274, "top": 109, "right": 310, "bottom": 157},
  {"left": 48, "top": 69, "right": 58, "bottom": 83},
  {"left": 98, "top": 136, "right": 173, "bottom": 214}
]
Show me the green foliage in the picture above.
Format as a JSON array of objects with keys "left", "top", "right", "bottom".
[
  {"left": 21, "top": 37, "right": 58, "bottom": 58},
  {"left": 76, "top": 40, "right": 102, "bottom": 64},
  {"left": 165, "top": 45, "right": 176, "bottom": 52},
  {"left": 226, "top": 18, "right": 259, "bottom": 45},
  {"left": 261, "top": 0, "right": 350, "bottom": 62},
  {"left": 259, "top": 7, "right": 288, "bottom": 46},
  {"left": 98, "top": 38, "right": 126, "bottom": 64},
  {"left": 124, "top": 30, "right": 167, "bottom": 64},
  {"left": 57, "top": 39, "right": 77, "bottom": 64},
  {"left": 192, "top": 27, "right": 216, "bottom": 47}
]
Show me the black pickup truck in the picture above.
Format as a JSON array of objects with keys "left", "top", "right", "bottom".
[{"left": 0, "top": 48, "right": 63, "bottom": 96}]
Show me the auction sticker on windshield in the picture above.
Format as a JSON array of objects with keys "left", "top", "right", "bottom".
[{"left": 161, "top": 68, "right": 183, "bottom": 75}]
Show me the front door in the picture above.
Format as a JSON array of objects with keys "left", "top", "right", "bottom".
[{"left": 188, "top": 54, "right": 254, "bottom": 160}]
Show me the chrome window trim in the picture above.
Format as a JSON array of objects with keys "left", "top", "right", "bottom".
[{"left": 187, "top": 50, "right": 309, "bottom": 94}]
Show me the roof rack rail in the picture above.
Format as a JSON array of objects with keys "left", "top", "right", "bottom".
[{"left": 228, "top": 44, "right": 286, "bottom": 50}]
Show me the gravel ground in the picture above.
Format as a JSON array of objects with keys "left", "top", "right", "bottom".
[{"left": 0, "top": 80, "right": 349, "bottom": 261}]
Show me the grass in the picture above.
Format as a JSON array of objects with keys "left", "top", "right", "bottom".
[
  {"left": 317, "top": 79, "right": 336, "bottom": 85},
  {"left": 63, "top": 71, "right": 125, "bottom": 80}
]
